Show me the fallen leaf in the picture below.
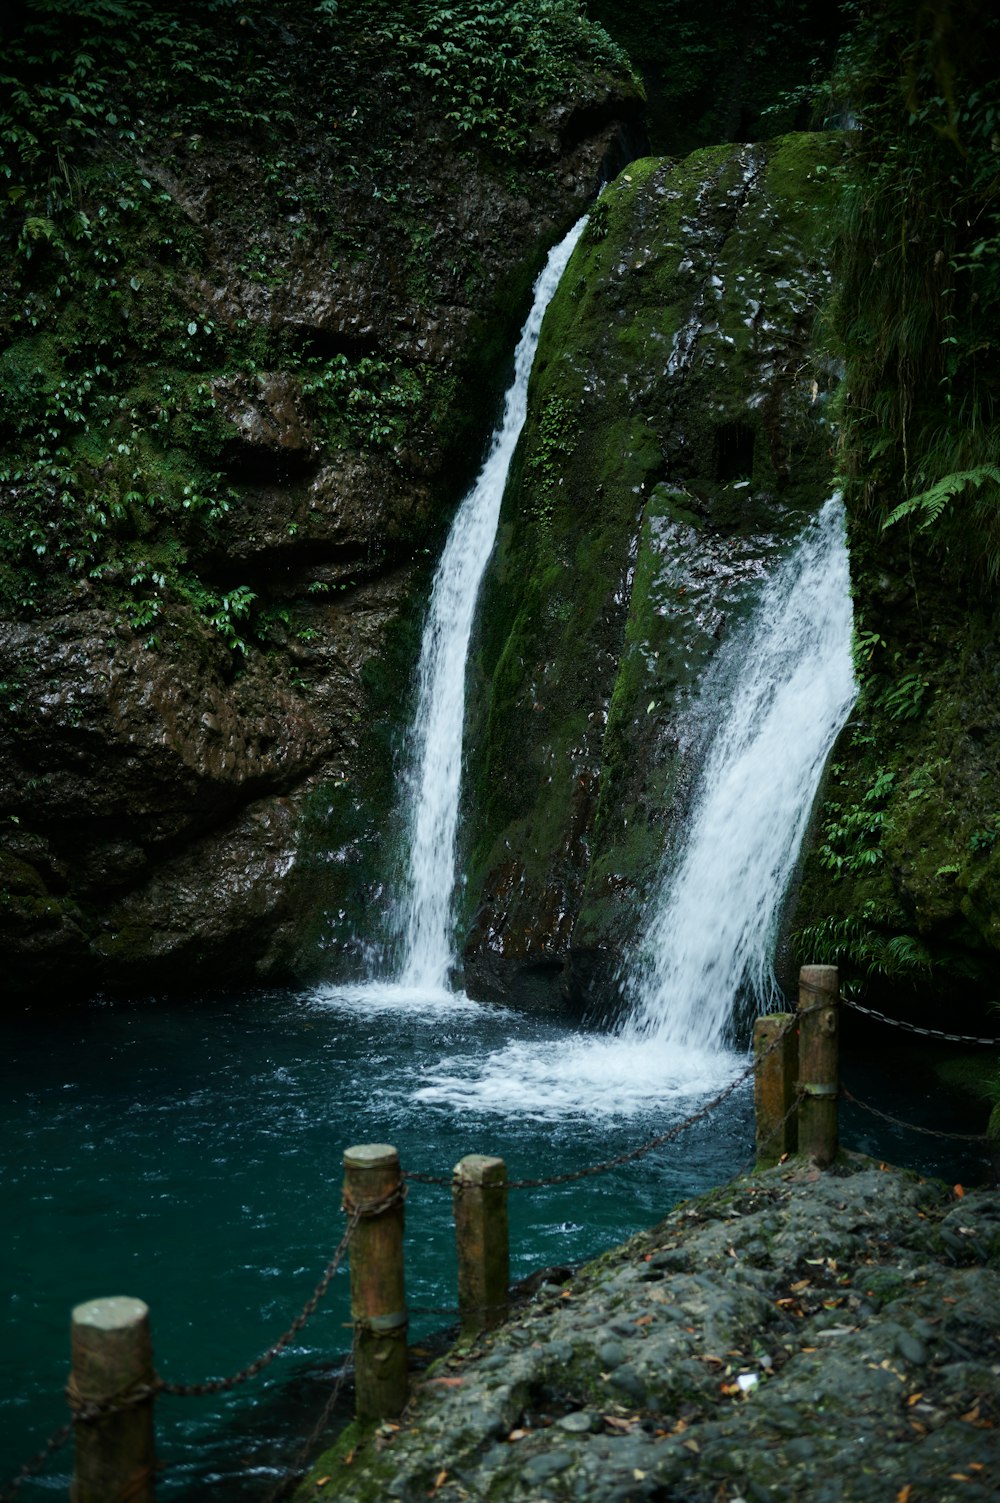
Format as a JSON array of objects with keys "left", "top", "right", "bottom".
[
  {"left": 970, "top": 1463, "right": 985, "bottom": 1471},
  {"left": 315, "top": 1478, "right": 330, "bottom": 1489},
  {"left": 907, "top": 1393, "right": 924, "bottom": 1406},
  {"left": 434, "top": 1471, "right": 448, "bottom": 1488},
  {"left": 507, "top": 1429, "right": 528, "bottom": 1442},
  {"left": 961, "top": 1407, "right": 981, "bottom": 1424},
  {"left": 683, "top": 1439, "right": 700, "bottom": 1454},
  {"left": 427, "top": 1377, "right": 464, "bottom": 1388},
  {"left": 633, "top": 1471, "right": 647, "bottom": 1481},
  {"left": 954, "top": 1184, "right": 965, "bottom": 1197},
  {"left": 635, "top": 1315, "right": 653, "bottom": 1327},
  {"left": 896, "top": 1487, "right": 912, "bottom": 1503},
  {"left": 950, "top": 1475, "right": 971, "bottom": 1482},
  {"left": 604, "top": 1416, "right": 635, "bottom": 1432},
  {"left": 790, "top": 1279, "right": 811, "bottom": 1293}
]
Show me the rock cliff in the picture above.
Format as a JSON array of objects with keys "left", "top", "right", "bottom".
[{"left": 0, "top": 0, "right": 641, "bottom": 997}]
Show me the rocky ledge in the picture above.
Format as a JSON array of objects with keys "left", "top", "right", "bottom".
[{"left": 297, "top": 1157, "right": 1000, "bottom": 1503}]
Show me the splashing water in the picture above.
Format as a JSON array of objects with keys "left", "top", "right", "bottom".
[
  {"left": 404, "top": 496, "right": 855, "bottom": 1117},
  {"left": 395, "top": 217, "right": 588, "bottom": 995},
  {"left": 621, "top": 494, "right": 857, "bottom": 1049}
]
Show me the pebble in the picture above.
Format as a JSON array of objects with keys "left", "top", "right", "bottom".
[
  {"left": 598, "top": 1339, "right": 627, "bottom": 1368},
  {"left": 520, "top": 1450, "right": 573, "bottom": 1483},
  {"left": 896, "top": 1330, "right": 927, "bottom": 1365},
  {"left": 555, "top": 1410, "right": 595, "bottom": 1433}
]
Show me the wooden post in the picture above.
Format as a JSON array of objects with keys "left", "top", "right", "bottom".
[
  {"left": 797, "top": 964, "right": 840, "bottom": 1168},
  {"left": 69, "top": 1296, "right": 155, "bottom": 1503},
  {"left": 453, "top": 1155, "right": 509, "bottom": 1341},
  {"left": 753, "top": 1014, "right": 797, "bottom": 1167},
  {"left": 343, "top": 1143, "right": 408, "bottom": 1420}
]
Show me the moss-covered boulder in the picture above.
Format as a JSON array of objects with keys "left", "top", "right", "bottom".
[{"left": 461, "top": 132, "right": 844, "bottom": 1012}]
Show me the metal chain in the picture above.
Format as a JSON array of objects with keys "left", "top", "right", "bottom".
[
  {"left": 261, "top": 1329, "right": 358, "bottom": 1503},
  {"left": 797, "top": 976, "right": 1000, "bottom": 1045},
  {"left": 0, "top": 1205, "right": 368, "bottom": 1501},
  {"left": 0, "top": 1419, "right": 74, "bottom": 1503},
  {"left": 841, "top": 1084, "right": 991, "bottom": 1143},
  {"left": 404, "top": 1058, "right": 755, "bottom": 1189},
  {"left": 838, "top": 994, "right": 1000, "bottom": 1047},
  {"left": 159, "top": 1208, "right": 361, "bottom": 1398}
]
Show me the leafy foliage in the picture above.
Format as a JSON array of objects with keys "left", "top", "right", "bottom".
[
  {"left": 881, "top": 465, "right": 1000, "bottom": 532},
  {"left": 833, "top": 0, "right": 1000, "bottom": 582},
  {"left": 794, "top": 911, "right": 933, "bottom": 986},
  {"left": 0, "top": 0, "right": 631, "bottom": 649}
]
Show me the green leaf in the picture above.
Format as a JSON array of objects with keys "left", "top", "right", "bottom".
[{"left": 882, "top": 466, "right": 1000, "bottom": 531}]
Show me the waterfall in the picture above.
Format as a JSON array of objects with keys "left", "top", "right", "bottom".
[
  {"left": 402, "top": 496, "right": 855, "bottom": 1118},
  {"left": 620, "top": 495, "right": 857, "bottom": 1049},
  {"left": 395, "top": 217, "right": 588, "bottom": 994}
]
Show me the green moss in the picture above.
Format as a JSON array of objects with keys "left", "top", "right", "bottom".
[
  {"left": 462, "top": 134, "right": 844, "bottom": 984},
  {"left": 294, "top": 1418, "right": 381, "bottom": 1503}
]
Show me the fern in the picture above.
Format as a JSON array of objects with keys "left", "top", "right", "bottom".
[
  {"left": 794, "top": 915, "right": 932, "bottom": 983},
  {"left": 882, "top": 465, "right": 1000, "bottom": 531}
]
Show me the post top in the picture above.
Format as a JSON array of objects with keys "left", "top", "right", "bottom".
[
  {"left": 799, "top": 964, "right": 839, "bottom": 981},
  {"left": 453, "top": 1153, "right": 507, "bottom": 1184},
  {"left": 71, "top": 1296, "right": 149, "bottom": 1331},
  {"left": 344, "top": 1143, "right": 399, "bottom": 1169}
]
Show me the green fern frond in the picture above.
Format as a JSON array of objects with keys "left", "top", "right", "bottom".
[{"left": 882, "top": 465, "right": 1000, "bottom": 531}]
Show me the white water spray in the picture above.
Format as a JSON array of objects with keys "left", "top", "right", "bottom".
[
  {"left": 404, "top": 497, "right": 856, "bottom": 1118},
  {"left": 395, "top": 218, "right": 587, "bottom": 995},
  {"left": 621, "top": 495, "right": 857, "bottom": 1050}
]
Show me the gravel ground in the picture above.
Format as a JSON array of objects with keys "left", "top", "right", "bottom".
[{"left": 296, "top": 1156, "right": 1000, "bottom": 1503}]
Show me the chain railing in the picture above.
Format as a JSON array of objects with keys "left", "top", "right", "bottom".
[
  {"left": 838, "top": 993, "right": 1000, "bottom": 1047},
  {"left": 4, "top": 973, "right": 995, "bottom": 1500}
]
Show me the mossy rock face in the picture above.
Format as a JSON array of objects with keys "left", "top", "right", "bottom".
[
  {"left": 461, "top": 132, "right": 844, "bottom": 1013},
  {"left": 0, "top": 0, "right": 641, "bottom": 997}
]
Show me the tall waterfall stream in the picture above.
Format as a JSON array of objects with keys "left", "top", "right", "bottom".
[{"left": 396, "top": 217, "right": 587, "bottom": 994}]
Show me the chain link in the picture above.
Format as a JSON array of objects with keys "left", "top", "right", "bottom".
[
  {"left": 838, "top": 994, "right": 1000, "bottom": 1047},
  {"left": 841, "top": 1084, "right": 992, "bottom": 1143},
  {"left": 159, "top": 1209, "right": 360, "bottom": 1398},
  {"left": 0, "top": 1420, "right": 74, "bottom": 1503},
  {"left": 0, "top": 1209, "right": 364, "bottom": 1502}
]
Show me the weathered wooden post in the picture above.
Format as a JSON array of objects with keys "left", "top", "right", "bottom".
[
  {"left": 753, "top": 1013, "right": 798, "bottom": 1166},
  {"left": 797, "top": 964, "right": 840, "bottom": 1168},
  {"left": 342, "top": 1143, "right": 408, "bottom": 1420},
  {"left": 453, "top": 1155, "right": 509, "bottom": 1341},
  {"left": 69, "top": 1295, "right": 156, "bottom": 1503}
]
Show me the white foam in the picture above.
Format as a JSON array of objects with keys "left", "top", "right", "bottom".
[{"left": 408, "top": 1033, "right": 742, "bottom": 1120}]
